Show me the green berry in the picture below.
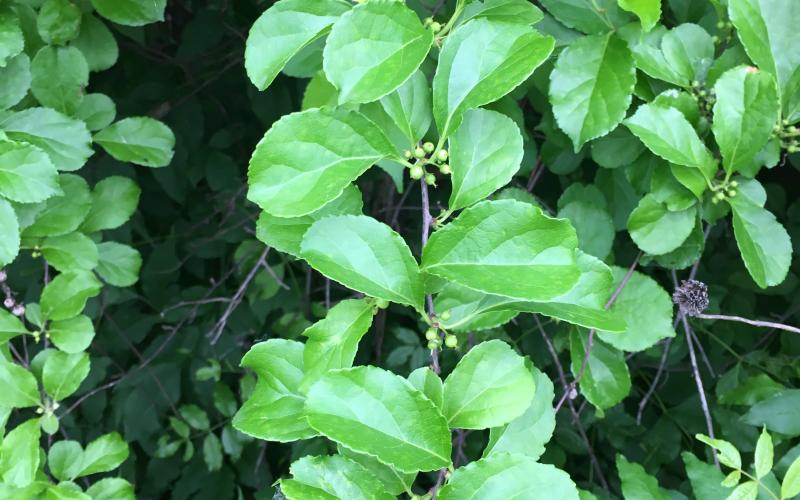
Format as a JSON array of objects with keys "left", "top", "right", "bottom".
[
  {"left": 410, "top": 165, "right": 424, "bottom": 179},
  {"left": 427, "top": 340, "right": 439, "bottom": 350},
  {"left": 440, "top": 310, "right": 451, "bottom": 321},
  {"left": 425, "top": 173, "right": 436, "bottom": 185},
  {"left": 414, "top": 147, "right": 426, "bottom": 158},
  {"left": 729, "top": 180, "right": 738, "bottom": 188},
  {"left": 430, "top": 21, "right": 442, "bottom": 33},
  {"left": 423, "top": 142, "right": 435, "bottom": 153},
  {"left": 403, "top": 150, "right": 412, "bottom": 159},
  {"left": 439, "top": 163, "right": 451, "bottom": 175},
  {"left": 375, "top": 298, "right": 389, "bottom": 309},
  {"left": 727, "top": 189, "right": 737, "bottom": 197},
  {"left": 716, "top": 21, "right": 725, "bottom": 29},
  {"left": 436, "top": 149, "right": 449, "bottom": 162},
  {"left": 444, "top": 334, "right": 458, "bottom": 348},
  {"left": 425, "top": 328, "right": 438, "bottom": 341}
]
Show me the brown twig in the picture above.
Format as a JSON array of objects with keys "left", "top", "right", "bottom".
[{"left": 694, "top": 313, "right": 800, "bottom": 335}]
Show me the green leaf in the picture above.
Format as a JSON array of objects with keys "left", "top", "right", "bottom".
[
  {"left": 37, "top": 0, "right": 82, "bottom": 45},
  {"left": 22, "top": 174, "right": 92, "bottom": 238},
  {"left": 40, "top": 270, "right": 102, "bottom": 321},
  {"left": 0, "top": 198, "right": 19, "bottom": 267},
  {"left": 754, "top": 427, "right": 773, "bottom": 479},
  {"left": 0, "top": 7, "right": 24, "bottom": 67},
  {"left": 727, "top": 481, "right": 758, "bottom": 500},
  {"left": 0, "top": 418, "right": 41, "bottom": 488},
  {"left": 247, "top": 107, "right": 394, "bottom": 217},
  {"left": 72, "top": 14, "right": 118, "bottom": 72},
  {"left": 301, "top": 299, "right": 374, "bottom": 390},
  {"left": 570, "top": 327, "right": 631, "bottom": 409},
  {"left": 484, "top": 366, "right": 555, "bottom": 460},
  {"left": 741, "top": 390, "right": 800, "bottom": 437},
  {"left": 96, "top": 242, "right": 142, "bottom": 287},
  {"left": 48, "top": 441, "right": 83, "bottom": 481},
  {"left": 280, "top": 455, "right": 392, "bottom": 500},
  {"left": 90, "top": 0, "right": 166, "bottom": 27},
  {"left": 323, "top": 0, "right": 432, "bottom": 104},
  {"left": 540, "top": 0, "right": 633, "bottom": 34},
  {"left": 597, "top": 267, "right": 675, "bottom": 352},
  {"left": 30, "top": 45, "right": 89, "bottom": 115},
  {"left": 0, "top": 140, "right": 61, "bottom": 203},
  {"left": 407, "top": 367, "right": 443, "bottom": 409},
  {"left": 74, "top": 93, "right": 117, "bottom": 133},
  {"left": 729, "top": 180, "right": 792, "bottom": 288},
  {"left": 443, "top": 340, "right": 536, "bottom": 429},
  {"left": 0, "top": 53, "right": 31, "bottom": 110},
  {"left": 78, "top": 433, "right": 129, "bottom": 477},
  {"left": 80, "top": 176, "right": 141, "bottom": 233},
  {"left": 379, "top": 70, "right": 432, "bottom": 146},
  {"left": 728, "top": 0, "right": 800, "bottom": 102},
  {"left": 43, "top": 350, "right": 90, "bottom": 400},
  {"left": 244, "top": 0, "right": 350, "bottom": 91},
  {"left": 682, "top": 452, "right": 732, "bottom": 499},
  {"left": 433, "top": 18, "right": 554, "bottom": 140},
  {"left": 659, "top": 24, "right": 714, "bottom": 84},
  {"left": 48, "top": 315, "right": 94, "bottom": 354},
  {"left": 0, "top": 108, "right": 93, "bottom": 171},
  {"left": 616, "top": 454, "right": 670, "bottom": 500},
  {"left": 94, "top": 117, "right": 175, "bottom": 168},
  {"left": 590, "top": 126, "right": 645, "bottom": 169},
  {"left": 558, "top": 196, "right": 615, "bottom": 259},
  {"left": 338, "top": 446, "right": 417, "bottom": 497},
  {"left": 41, "top": 232, "right": 99, "bottom": 272},
  {"left": 627, "top": 194, "right": 695, "bottom": 255},
  {"left": 460, "top": 0, "right": 545, "bottom": 26},
  {"left": 202, "top": 434, "right": 222, "bottom": 472},
  {"left": 233, "top": 339, "right": 316, "bottom": 442},
  {"left": 301, "top": 215, "right": 424, "bottom": 310},
  {"left": 696, "top": 434, "right": 742, "bottom": 470},
  {"left": 448, "top": 108, "right": 524, "bottom": 211},
  {"left": 0, "top": 308, "right": 28, "bottom": 344},
  {"left": 0, "top": 359, "right": 40, "bottom": 408},
  {"left": 550, "top": 33, "right": 636, "bottom": 151},
  {"left": 624, "top": 103, "right": 717, "bottom": 182},
  {"left": 85, "top": 478, "right": 134, "bottom": 500},
  {"left": 712, "top": 67, "right": 780, "bottom": 173},
  {"left": 782, "top": 454, "right": 800, "bottom": 499},
  {"left": 421, "top": 200, "right": 580, "bottom": 301},
  {"left": 305, "top": 366, "right": 451, "bottom": 473},
  {"left": 437, "top": 452, "right": 579, "bottom": 499},
  {"left": 618, "top": 0, "right": 661, "bottom": 31}
]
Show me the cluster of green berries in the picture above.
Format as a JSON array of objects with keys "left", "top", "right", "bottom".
[
  {"left": 711, "top": 180, "right": 738, "bottom": 203},
  {"left": 403, "top": 142, "right": 451, "bottom": 185},
  {"left": 423, "top": 17, "right": 442, "bottom": 33},
  {"left": 424, "top": 310, "right": 457, "bottom": 350},
  {"left": 712, "top": 20, "right": 734, "bottom": 45},
  {"left": 690, "top": 80, "right": 716, "bottom": 117},
  {"left": 773, "top": 119, "right": 800, "bottom": 153}
]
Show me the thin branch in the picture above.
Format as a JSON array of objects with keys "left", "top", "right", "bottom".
[
  {"left": 682, "top": 312, "right": 719, "bottom": 468},
  {"left": 695, "top": 313, "right": 800, "bottom": 335},
  {"left": 421, "top": 178, "right": 441, "bottom": 374}
]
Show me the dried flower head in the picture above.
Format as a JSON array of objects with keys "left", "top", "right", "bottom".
[{"left": 673, "top": 279, "right": 709, "bottom": 317}]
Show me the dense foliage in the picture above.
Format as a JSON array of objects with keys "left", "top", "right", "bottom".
[{"left": 1, "top": 0, "right": 800, "bottom": 498}]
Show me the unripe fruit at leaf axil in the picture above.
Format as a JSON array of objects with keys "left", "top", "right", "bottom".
[
  {"left": 435, "top": 149, "right": 448, "bottom": 162},
  {"left": 439, "top": 163, "right": 452, "bottom": 175},
  {"left": 427, "top": 340, "right": 439, "bottom": 350},
  {"left": 423, "top": 142, "right": 435, "bottom": 153},
  {"left": 439, "top": 310, "right": 451, "bottom": 321},
  {"left": 404, "top": 150, "right": 412, "bottom": 159},
  {"left": 444, "top": 334, "right": 458, "bottom": 348},
  {"left": 410, "top": 165, "right": 424, "bottom": 180},
  {"left": 414, "top": 147, "right": 426, "bottom": 158},
  {"left": 425, "top": 173, "right": 436, "bottom": 186},
  {"left": 425, "top": 328, "right": 439, "bottom": 341},
  {"left": 375, "top": 298, "right": 389, "bottom": 309}
]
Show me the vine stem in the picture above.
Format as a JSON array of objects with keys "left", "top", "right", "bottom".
[
  {"left": 555, "top": 251, "right": 642, "bottom": 413},
  {"left": 694, "top": 313, "right": 800, "bottom": 335}
]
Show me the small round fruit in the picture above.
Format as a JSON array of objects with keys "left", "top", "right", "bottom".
[
  {"left": 439, "top": 163, "right": 451, "bottom": 175},
  {"left": 430, "top": 21, "right": 442, "bottom": 33},
  {"left": 375, "top": 298, "right": 389, "bottom": 309},
  {"left": 729, "top": 180, "right": 738, "bottom": 188},
  {"left": 423, "top": 142, "right": 435, "bottom": 153},
  {"left": 427, "top": 340, "right": 439, "bottom": 350},
  {"left": 439, "top": 310, "right": 451, "bottom": 321},
  {"left": 414, "top": 147, "right": 426, "bottom": 158},
  {"left": 425, "top": 173, "right": 436, "bottom": 185},
  {"left": 425, "top": 328, "right": 439, "bottom": 341},
  {"left": 410, "top": 165, "right": 424, "bottom": 179},
  {"left": 436, "top": 149, "right": 449, "bottom": 162},
  {"left": 403, "top": 150, "right": 412, "bottom": 159},
  {"left": 444, "top": 335, "right": 458, "bottom": 348}
]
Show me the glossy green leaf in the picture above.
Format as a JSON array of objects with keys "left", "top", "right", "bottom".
[
  {"left": 0, "top": 7, "right": 24, "bottom": 67},
  {"left": 72, "top": 14, "right": 118, "bottom": 72},
  {"left": 48, "top": 441, "right": 83, "bottom": 481},
  {"left": 407, "top": 367, "right": 443, "bottom": 410},
  {"left": 550, "top": 33, "right": 636, "bottom": 151},
  {"left": 783, "top": 454, "right": 800, "bottom": 499},
  {"left": 80, "top": 176, "right": 141, "bottom": 233},
  {"left": 696, "top": 434, "right": 742, "bottom": 470},
  {"left": 443, "top": 340, "right": 536, "bottom": 429},
  {"left": 30, "top": 45, "right": 89, "bottom": 115},
  {"left": 280, "top": 455, "right": 392, "bottom": 500},
  {"left": 37, "top": 0, "right": 82, "bottom": 45},
  {"left": 40, "top": 270, "right": 102, "bottom": 321},
  {"left": 0, "top": 418, "right": 41, "bottom": 488},
  {"left": 729, "top": 180, "right": 792, "bottom": 288},
  {"left": 96, "top": 242, "right": 142, "bottom": 287},
  {"left": 301, "top": 299, "right": 374, "bottom": 390},
  {"left": 305, "top": 366, "right": 451, "bottom": 472},
  {"left": 94, "top": 117, "right": 175, "bottom": 168},
  {"left": 74, "top": 93, "right": 116, "bottom": 132},
  {"left": 682, "top": 452, "right": 732, "bottom": 500},
  {"left": 742, "top": 390, "right": 800, "bottom": 436},
  {"left": 628, "top": 194, "right": 695, "bottom": 255},
  {"left": 244, "top": 0, "right": 349, "bottom": 91},
  {"left": 86, "top": 478, "right": 134, "bottom": 500},
  {"left": 43, "top": 350, "right": 90, "bottom": 400},
  {"left": 379, "top": 70, "right": 432, "bottom": 146},
  {"left": 618, "top": 0, "right": 660, "bottom": 31},
  {"left": 558, "top": 197, "right": 615, "bottom": 259},
  {"left": 712, "top": 66, "right": 780, "bottom": 173},
  {"left": 247, "top": 107, "right": 395, "bottom": 217},
  {"left": 301, "top": 215, "right": 424, "bottom": 310},
  {"left": 421, "top": 200, "right": 580, "bottom": 301},
  {"left": 0, "top": 198, "right": 19, "bottom": 267},
  {"left": 90, "top": 0, "right": 167, "bottom": 27},
  {"left": 0, "top": 108, "right": 93, "bottom": 171},
  {"left": 433, "top": 18, "right": 554, "bottom": 140},
  {"left": 570, "top": 328, "right": 631, "bottom": 409},
  {"left": 0, "top": 308, "right": 28, "bottom": 344},
  {"left": 78, "top": 433, "right": 129, "bottom": 477},
  {"left": 233, "top": 339, "right": 316, "bottom": 442},
  {"left": 0, "top": 140, "right": 61, "bottom": 203},
  {"left": 48, "top": 315, "right": 94, "bottom": 354},
  {"left": 461, "top": 0, "right": 544, "bottom": 25},
  {"left": 255, "top": 184, "right": 362, "bottom": 258},
  {"left": 448, "top": 108, "right": 523, "bottom": 210},
  {"left": 727, "top": 481, "right": 759, "bottom": 500},
  {"left": 617, "top": 454, "right": 670, "bottom": 500},
  {"left": 590, "top": 126, "right": 645, "bottom": 169},
  {"left": 41, "top": 232, "right": 99, "bottom": 272},
  {"left": 22, "top": 174, "right": 92, "bottom": 238},
  {"left": 540, "top": 0, "right": 632, "bottom": 34},
  {"left": 484, "top": 366, "right": 555, "bottom": 460},
  {"left": 754, "top": 427, "right": 773, "bottom": 479},
  {"left": 338, "top": 446, "right": 417, "bottom": 497},
  {"left": 437, "top": 452, "right": 579, "bottom": 499},
  {"left": 597, "top": 267, "right": 675, "bottom": 351},
  {"left": 0, "top": 53, "right": 31, "bottom": 110},
  {"left": 323, "top": 0, "right": 432, "bottom": 104},
  {"left": 624, "top": 103, "right": 716, "bottom": 182},
  {"left": 0, "top": 359, "right": 40, "bottom": 408},
  {"left": 659, "top": 24, "right": 714, "bottom": 84}
]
